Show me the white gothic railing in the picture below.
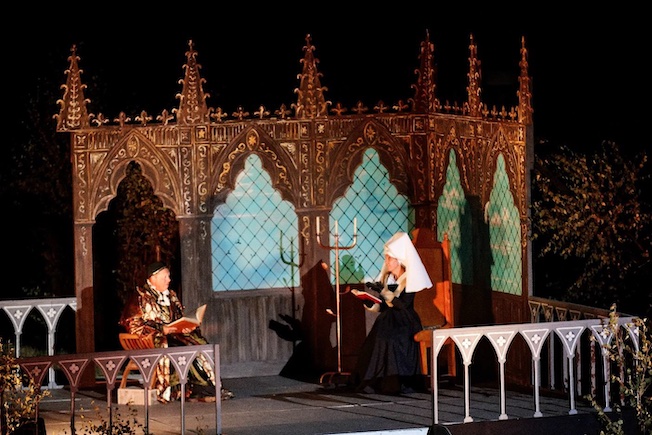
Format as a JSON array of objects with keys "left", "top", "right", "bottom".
[
  {"left": 3, "top": 296, "right": 640, "bottom": 430},
  {"left": 0, "top": 297, "right": 77, "bottom": 388},
  {"left": 424, "top": 315, "right": 639, "bottom": 424}
]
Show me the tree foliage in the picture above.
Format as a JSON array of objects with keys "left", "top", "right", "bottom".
[
  {"left": 103, "top": 161, "right": 179, "bottom": 305},
  {"left": 588, "top": 306, "right": 651, "bottom": 435},
  {"left": 532, "top": 141, "right": 651, "bottom": 316},
  {"left": 0, "top": 73, "right": 74, "bottom": 298},
  {"left": 0, "top": 338, "right": 50, "bottom": 433}
]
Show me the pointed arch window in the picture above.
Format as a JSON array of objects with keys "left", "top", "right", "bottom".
[
  {"left": 211, "top": 155, "right": 298, "bottom": 291},
  {"left": 487, "top": 155, "right": 522, "bottom": 294},
  {"left": 330, "top": 148, "right": 413, "bottom": 284},
  {"left": 437, "top": 150, "right": 473, "bottom": 285}
]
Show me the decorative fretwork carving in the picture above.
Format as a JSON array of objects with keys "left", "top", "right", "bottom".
[
  {"left": 214, "top": 128, "right": 295, "bottom": 205},
  {"left": 330, "top": 103, "right": 347, "bottom": 116},
  {"left": 90, "top": 113, "right": 109, "bottom": 127},
  {"left": 467, "top": 34, "right": 483, "bottom": 118},
  {"left": 180, "top": 146, "right": 193, "bottom": 215},
  {"left": 174, "top": 40, "right": 210, "bottom": 125},
  {"left": 410, "top": 30, "right": 438, "bottom": 114},
  {"left": 352, "top": 101, "right": 368, "bottom": 115},
  {"left": 374, "top": 101, "right": 389, "bottom": 113},
  {"left": 210, "top": 107, "right": 228, "bottom": 123},
  {"left": 254, "top": 105, "right": 270, "bottom": 119},
  {"left": 300, "top": 142, "right": 310, "bottom": 208},
  {"left": 411, "top": 135, "right": 428, "bottom": 202},
  {"left": 479, "top": 128, "right": 525, "bottom": 216},
  {"left": 314, "top": 141, "right": 326, "bottom": 206},
  {"left": 294, "top": 34, "right": 330, "bottom": 119},
  {"left": 232, "top": 106, "right": 249, "bottom": 120},
  {"left": 518, "top": 37, "right": 533, "bottom": 125},
  {"left": 197, "top": 144, "right": 209, "bottom": 214},
  {"left": 55, "top": 45, "right": 91, "bottom": 131},
  {"left": 135, "top": 111, "right": 152, "bottom": 126},
  {"left": 275, "top": 104, "right": 292, "bottom": 120},
  {"left": 157, "top": 109, "right": 174, "bottom": 126},
  {"left": 114, "top": 112, "right": 131, "bottom": 128},
  {"left": 393, "top": 100, "right": 410, "bottom": 112}
]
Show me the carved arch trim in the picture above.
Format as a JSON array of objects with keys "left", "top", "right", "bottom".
[
  {"left": 480, "top": 127, "right": 525, "bottom": 215},
  {"left": 435, "top": 123, "right": 477, "bottom": 198},
  {"left": 90, "top": 131, "right": 181, "bottom": 219},
  {"left": 209, "top": 126, "right": 298, "bottom": 211},
  {"left": 327, "top": 120, "right": 411, "bottom": 205}
]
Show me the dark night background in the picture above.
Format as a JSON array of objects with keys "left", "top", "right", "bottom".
[
  {"left": 1, "top": 6, "right": 649, "bottom": 316},
  {"left": 8, "top": 7, "right": 648, "bottom": 151}
]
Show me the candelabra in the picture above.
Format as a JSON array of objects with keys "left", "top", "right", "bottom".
[{"left": 316, "top": 217, "right": 357, "bottom": 386}]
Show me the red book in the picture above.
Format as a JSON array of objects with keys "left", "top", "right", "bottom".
[{"left": 351, "top": 289, "right": 382, "bottom": 304}]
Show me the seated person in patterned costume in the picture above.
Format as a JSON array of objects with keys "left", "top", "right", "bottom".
[{"left": 120, "top": 261, "right": 234, "bottom": 403}]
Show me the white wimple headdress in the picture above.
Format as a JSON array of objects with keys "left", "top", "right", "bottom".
[{"left": 376, "top": 232, "right": 433, "bottom": 293}]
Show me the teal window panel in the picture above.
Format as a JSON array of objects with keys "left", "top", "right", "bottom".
[
  {"left": 211, "top": 154, "right": 298, "bottom": 291},
  {"left": 487, "top": 155, "right": 522, "bottom": 295},
  {"left": 437, "top": 150, "right": 473, "bottom": 285},
  {"left": 330, "top": 148, "right": 412, "bottom": 285}
]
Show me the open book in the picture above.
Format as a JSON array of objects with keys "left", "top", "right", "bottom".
[
  {"left": 168, "top": 304, "right": 207, "bottom": 331},
  {"left": 350, "top": 289, "right": 382, "bottom": 304}
]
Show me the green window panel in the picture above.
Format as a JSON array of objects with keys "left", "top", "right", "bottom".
[
  {"left": 437, "top": 150, "right": 473, "bottom": 285},
  {"left": 211, "top": 154, "right": 299, "bottom": 291},
  {"left": 487, "top": 155, "right": 522, "bottom": 295},
  {"left": 330, "top": 148, "right": 412, "bottom": 285}
]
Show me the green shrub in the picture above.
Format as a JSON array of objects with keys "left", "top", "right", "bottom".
[
  {"left": 0, "top": 338, "right": 50, "bottom": 433},
  {"left": 588, "top": 305, "right": 651, "bottom": 434}
]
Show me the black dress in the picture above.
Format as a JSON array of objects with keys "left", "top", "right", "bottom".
[{"left": 353, "top": 288, "right": 425, "bottom": 395}]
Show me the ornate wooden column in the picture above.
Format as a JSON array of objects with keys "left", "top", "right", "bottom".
[
  {"left": 177, "top": 215, "right": 214, "bottom": 334},
  {"left": 73, "top": 222, "right": 95, "bottom": 386}
]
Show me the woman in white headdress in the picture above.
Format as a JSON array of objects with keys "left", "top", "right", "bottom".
[{"left": 352, "top": 232, "right": 432, "bottom": 395}]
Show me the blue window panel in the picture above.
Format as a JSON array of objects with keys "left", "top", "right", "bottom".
[
  {"left": 330, "top": 148, "right": 412, "bottom": 285},
  {"left": 211, "top": 154, "right": 298, "bottom": 291}
]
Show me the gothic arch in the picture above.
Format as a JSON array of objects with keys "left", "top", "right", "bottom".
[
  {"left": 440, "top": 123, "right": 476, "bottom": 197},
  {"left": 55, "top": 34, "right": 535, "bottom": 371},
  {"left": 209, "top": 126, "right": 299, "bottom": 210},
  {"left": 90, "top": 131, "right": 181, "bottom": 219},
  {"left": 327, "top": 120, "right": 411, "bottom": 205},
  {"left": 480, "top": 127, "right": 524, "bottom": 214}
]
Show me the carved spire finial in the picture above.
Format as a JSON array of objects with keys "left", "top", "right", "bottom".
[
  {"left": 410, "top": 29, "right": 439, "bottom": 113},
  {"left": 293, "top": 34, "right": 331, "bottom": 119},
  {"left": 174, "top": 40, "right": 210, "bottom": 125},
  {"left": 466, "top": 34, "right": 482, "bottom": 117},
  {"left": 517, "top": 36, "right": 533, "bottom": 125},
  {"left": 54, "top": 44, "right": 91, "bottom": 131}
]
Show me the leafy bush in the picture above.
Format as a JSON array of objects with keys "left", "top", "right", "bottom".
[
  {"left": 0, "top": 338, "right": 50, "bottom": 434},
  {"left": 588, "top": 305, "right": 651, "bottom": 434}
]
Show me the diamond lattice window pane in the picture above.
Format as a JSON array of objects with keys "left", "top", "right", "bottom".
[
  {"left": 330, "top": 148, "right": 412, "bottom": 285},
  {"left": 211, "top": 155, "right": 298, "bottom": 291},
  {"left": 487, "top": 155, "right": 522, "bottom": 294},
  {"left": 437, "top": 150, "right": 473, "bottom": 285}
]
